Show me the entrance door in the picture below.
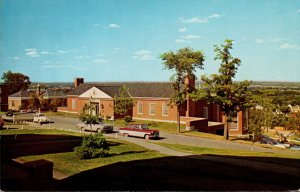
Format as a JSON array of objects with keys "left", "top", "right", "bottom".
[{"left": 90, "top": 102, "right": 99, "bottom": 116}]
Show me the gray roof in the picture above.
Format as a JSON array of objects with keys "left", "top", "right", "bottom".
[
  {"left": 67, "top": 82, "right": 174, "bottom": 98},
  {"left": 9, "top": 89, "right": 67, "bottom": 98}
]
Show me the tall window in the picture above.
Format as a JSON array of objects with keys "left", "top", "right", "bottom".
[
  {"left": 162, "top": 103, "right": 169, "bottom": 116},
  {"left": 242, "top": 110, "right": 248, "bottom": 130},
  {"left": 149, "top": 103, "right": 155, "bottom": 115},
  {"left": 71, "top": 99, "right": 76, "bottom": 110},
  {"left": 137, "top": 103, "right": 143, "bottom": 114},
  {"left": 229, "top": 116, "right": 238, "bottom": 130}
]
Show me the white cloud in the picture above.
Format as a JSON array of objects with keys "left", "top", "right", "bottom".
[
  {"left": 132, "top": 50, "right": 154, "bottom": 61},
  {"left": 179, "top": 17, "right": 208, "bottom": 24},
  {"left": 256, "top": 38, "right": 265, "bottom": 44},
  {"left": 13, "top": 57, "right": 19, "bottom": 60},
  {"left": 75, "top": 55, "right": 90, "bottom": 59},
  {"left": 25, "top": 48, "right": 40, "bottom": 57},
  {"left": 176, "top": 34, "right": 201, "bottom": 43},
  {"left": 94, "top": 58, "right": 109, "bottom": 63},
  {"left": 42, "top": 65, "right": 65, "bottom": 69},
  {"left": 40, "top": 51, "right": 53, "bottom": 55},
  {"left": 184, "top": 35, "right": 201, "bottom": 40},
  {"left": 297, "top": 9, "right": 300, "bottom": 12},
  {"left": 108, "top": 23, "right": 120, "bottom": 28},
  {"left": 208, "top": 13, "right": 221, "bottom": 18},
  {"left": 178, "top": 27, "right": 187, "bottom": 32},
  {"left": 279, "top": 43, "right": 300, "bottom": 50},
  {"left": 57, "top": 50, "right": 68, "bottom": 54}
]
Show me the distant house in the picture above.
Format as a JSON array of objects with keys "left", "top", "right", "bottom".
[
  {"left": 288, "top": 104, "right": 300, "bottom": 113},
  {"left": 59, "top": 78, "right": 248, "bottom": 136},
  {"left": 0, "top": 84, "right": 9, "bottom": 112},
  {"left": 8, "top": 85, "right": 67, "bottom": 111}
]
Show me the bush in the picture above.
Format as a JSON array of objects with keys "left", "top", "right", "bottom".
[
  {"left": 74, "top": 133, "right": 110, "bottom": 159},
  {"left": 124, "top": 116, "right": 132, "bottom": 125}
]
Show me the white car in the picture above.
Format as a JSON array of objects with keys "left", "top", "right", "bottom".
[
  {"left": 33, "top": 113, "right": 49, "bottom": 124},
  {"left": 77, "top": 122, "right": 113, "bottom": 133}
]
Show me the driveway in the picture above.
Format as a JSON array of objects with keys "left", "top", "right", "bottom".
[{"left": 44, "top": 116, "right": 300, "bottom": 156}]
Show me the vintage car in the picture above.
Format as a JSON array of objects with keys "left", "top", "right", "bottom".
[
  {"left": 77, "top": 122, "right": 114, "bottom": 133},
  {"left": 33, "top": 113, "right": 49, "bottom": 124},
  {"left": 119, "top": 124, "right": 159, "bottom": 140}
]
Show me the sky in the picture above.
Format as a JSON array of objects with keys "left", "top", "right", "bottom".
[{"left": 0, "top": 0, "right": 299, "bottom": 82}]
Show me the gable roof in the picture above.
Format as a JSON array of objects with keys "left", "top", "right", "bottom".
[
  {"left": 67, "top": 82, "right": 174, "bottom": 98},
  {"left": 9, "top": 89, "right": 67, "bottom": 99}
]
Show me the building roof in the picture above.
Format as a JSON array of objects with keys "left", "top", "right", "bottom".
[
  {"left": 67, "top": 82, "right": 174, "bottom": 98},
  {"left": 9, "top": 89, "right": 67, "bottom": 98}
]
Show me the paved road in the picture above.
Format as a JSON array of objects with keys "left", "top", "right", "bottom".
[{"left": 44, "top": 116, "right": 300, "bottom": 156}]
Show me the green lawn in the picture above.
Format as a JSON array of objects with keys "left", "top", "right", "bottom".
[
  {"left": 155, "top": 142, "right": 300, "bottom": 162},
  {"left": 1, "top": 129, "right": 165, "bottom": 177}
]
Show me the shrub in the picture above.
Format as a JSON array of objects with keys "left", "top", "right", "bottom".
[
  {"left": 124, "top": 116, "right": 132, "bottom": 125},
  {"left": 74, "top": 133, "right": 110, "bottom": 159}
]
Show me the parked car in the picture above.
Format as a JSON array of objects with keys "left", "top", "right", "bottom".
[
  {"left": 6, "top": 110, "right": 14, "bottom": 117},
  {"left": 119, "top": 124, "right": 159, "bottom": 140},
  {"left": 33, "top": 113, "right": 49, "bottom": 124},
  {"left": 77, "top": 122, "right": 113, "bottom": 133},
  {"left": 0, "top": 117, "right": 4, "bottom": 129},
  {"left": 260, "top": 135, "right": 277, "bottom": 145}
]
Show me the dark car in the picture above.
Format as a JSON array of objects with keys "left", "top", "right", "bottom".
[{"left": 6, "top": 110, "right": 14, "bottom": 117}]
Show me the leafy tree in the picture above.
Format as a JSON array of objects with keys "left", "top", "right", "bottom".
[
  {"left": 28, "top": 93, "right": 41, "bottom": 110},
  {"left": 1, "top": 70, "right": 31, "bottom": 94},
  {"left": 287, "top": 112, "right": 300, "bottom": 133},
  {"left": 114, "top": 86, "right": 134, "bottom": 118},
  {"left": 74, "top": 133, "right": 109, "bottom": 159},
  {"left": 161, "top": 47, "right": 205, "bottom": 133},
  {"left": 192, "top": 40, "right": 252, "bottom": 139},
  {"left": 79, "top": 103, "right": 102, "bottom": 131}
]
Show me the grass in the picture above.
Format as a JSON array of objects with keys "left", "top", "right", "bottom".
[
  {"left": 154, "top": 142, "right": 300, "bottom": 166},
  {"left": 44, "top": 111, "right": 79, "bottom": 118},
  {"left": 1, "top": 128, "right": 165, "bottom": 177},
  {"left": 0, "top": 128, "right": 83, "bottom": 137},
  {"left": 16, "top": 138, "right": 165, "bottom": 176}
]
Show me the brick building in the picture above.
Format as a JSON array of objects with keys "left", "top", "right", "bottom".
[{"left": 59, "top": 78, "right": 248, "bottom": 136}]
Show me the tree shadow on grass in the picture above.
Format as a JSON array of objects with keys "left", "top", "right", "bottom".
[{"left": 54, "top": 155, "right": 300, "bottom": 191}]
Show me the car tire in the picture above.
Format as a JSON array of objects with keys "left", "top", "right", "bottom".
[
  {"left": 144, "top": 134, "right": 150, "bottom": 140},
  {"left": 124, "top": 133, "right": 129, "bottom": 137}
]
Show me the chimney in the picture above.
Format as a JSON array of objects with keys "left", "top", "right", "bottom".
[
  {"left": 74, "top": 78, "right": 84, "bottom": 88},
  {"left": 36, "top": 84, "right": 41, "bottom": 96},
  {"left": 184, "top": 74, "right": 195, "bottom": 89}
]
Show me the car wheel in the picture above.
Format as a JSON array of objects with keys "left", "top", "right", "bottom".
[
  {"left": 144, "top": 134, "right": 150, "bottom": 140},
  {"left": 124, "top": 133, "right": 129, "bottom": 137}
]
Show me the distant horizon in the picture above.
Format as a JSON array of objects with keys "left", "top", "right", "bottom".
[{"left": 1, "top": 0, "right": 299, "bottom": 82}]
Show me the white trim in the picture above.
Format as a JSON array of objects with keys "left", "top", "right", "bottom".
[
  {"left": 162, "top": 103, "right": 169, "bottom": 116},
  {"left": 135, "top": 97, "right": 170, "bottom": 100},
  {"left": 57, "top": 109, "right": 78, "bottom": 114},
  {"left": 149, "top": 103, "right": 155, "bottom": 116},
  {"left": 137, "top": 102, "right": 143, "bottom": 114},
  {"left": 71, "top": 99, "right": 76, "bottom": 110},
  {"left": 79, "top": 86, "right": 112, "bottom": 99},
  {"left": 133, "top": 117, "right": 186, "bottom": 124}
]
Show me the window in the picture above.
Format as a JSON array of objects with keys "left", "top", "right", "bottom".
[
  {"left": 71, "top": 99, "right": 76, "bottom": 110},
  {"left": 229, "top": 116, "right": 238, "bottom": 130},
  {"left": 137, "top": 103, "right": 143, "bottom": 114},
  {"left": 149, "top": 103, "right": 155, "bottom": 115},
  {"left": 12, "top": 100, "right": 15, "bottom": 107},
  {"left": 162, "top": 103, "right": 169, "bottom": 116},
  {"left": 0, "top": 87, "right": 2, "bottom": 94}
]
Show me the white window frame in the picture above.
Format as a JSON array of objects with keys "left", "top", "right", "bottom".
[
  {"left": 71, "top": 99, "right": 76, "bottom": 110},
  {"left": 149, "top": 103, "right": 155, "bottom": 116},
  {"left": 229, "top": 115, "right": 239, "bottom": 130},
  {"left": 137, "top": 102, "right": 143, "bottom": 114},
  {"left": 162, "top": 103, "right": 169, "bottom": 116}
]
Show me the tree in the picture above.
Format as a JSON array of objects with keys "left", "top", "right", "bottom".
[
  {"left": 161, "top": 47, "right": 205, "bottom": 133},
  {"left": 28, "top": 93, "right": 41, "bottom": 110},
  {"left": 79, "top": 102, "right": 102, "bottom": 131},
  {"left": 192, "top": 40, "right": 252, "bottom": 139},
  {"left": 1, "top": 70, "right": 31, "bottom": 94},
  {"left": 114, "top": 86, "right": 134, "bottom": 118}
]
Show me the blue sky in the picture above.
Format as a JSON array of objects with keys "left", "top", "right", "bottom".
[{"left": 1, "top": 0, "right": 299, "bottom": 82}]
